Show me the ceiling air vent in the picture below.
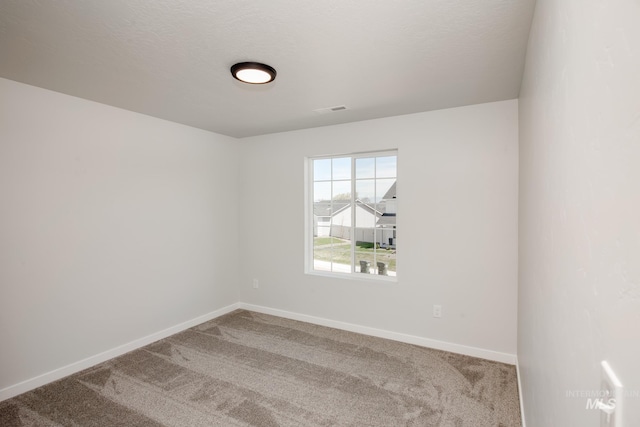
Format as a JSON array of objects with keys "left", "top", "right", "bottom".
[{"left": 313, "top": 105, "right": 349, "bottom": 115}]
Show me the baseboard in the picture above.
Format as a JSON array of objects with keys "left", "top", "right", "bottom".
[
  {"left": 1, "top": 301, "right": 518, "bottom": 403},
  {"left": 238, "top": 303, "right": 517, "bottom": 365},
  {"left": 0, "top": 302, "right": 240, "bottom": 402},
  {"left": 516, "top": 356, "right": 527, "bottom": 427}
]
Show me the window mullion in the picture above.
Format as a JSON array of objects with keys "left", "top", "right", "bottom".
[
  {"left": 310, "top": 161, "right": 314, "bottom": 272},
  {"left": 373, "top": 159, "right": 377, "bottom": 273},
  {"left": 351, "top": 157, "right": 356, "bottom": 273},
  {"left": 330, "top": 161, "right": 334, "bottom": 272}
]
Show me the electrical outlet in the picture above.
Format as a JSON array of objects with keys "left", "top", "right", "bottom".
[
  {"left": 252, "top": 279, "right": 259, "bottom": 289},
  {"left": 433, "top": 305, "right": 442, "bottom": 318}
]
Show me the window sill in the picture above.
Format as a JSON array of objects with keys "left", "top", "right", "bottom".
[{"left": 305, "top": 269, "right": 397, "bottom": 283}]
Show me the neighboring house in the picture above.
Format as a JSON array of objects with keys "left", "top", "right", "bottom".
[
  {"left": 313, "top": 201, "right": 348, "bottom": 237},
  {"left": 313, "top": 200, "right": 380, "bottom": 239},
  {"left": 376, "top": 182, "right": 397, "bottom": 248},
  {"left": 330, "top": 200, "right": 382, "bottom": 241},
  {"left": 313, "top": 180, "right": 396, "bottom": 247}
]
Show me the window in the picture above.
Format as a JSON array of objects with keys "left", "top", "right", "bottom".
[{"left": 307, "top": 151, "right": 397, "bottom": 279}]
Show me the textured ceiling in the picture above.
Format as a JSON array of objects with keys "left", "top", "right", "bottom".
[{"left": 0, "top": 0, "right": 536, "bottom": 138}]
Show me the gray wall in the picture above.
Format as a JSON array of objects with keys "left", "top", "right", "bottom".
[
  {"left": 240, "top": 100, "right": 519, "bottom": 360},
  {"left": 0, "top": 78, "right": 241, "bottom": 393},
  {"left": 518, "top": 0, "right": 640, "bottom": 425}
]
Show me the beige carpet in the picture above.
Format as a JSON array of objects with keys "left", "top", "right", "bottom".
[{"left": 0, "top": 310, "right": 521, "bottom": 426}]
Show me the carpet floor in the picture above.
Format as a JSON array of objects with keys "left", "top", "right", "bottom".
[{"left": 0, "top": 310, "right": 522, "bottom": 426}]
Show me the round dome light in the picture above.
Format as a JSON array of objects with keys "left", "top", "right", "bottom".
[{"left": 230, "top": 62, "right": 277, "bottom": 84}]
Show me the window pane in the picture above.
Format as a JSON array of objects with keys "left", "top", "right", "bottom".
[
  {"left": 332, "top": 157, "right": 351, "bottom": 180},
  {"left": 355, "top": 179, "right": 375, "bottom": 204},
  {"left": 375, "top": 233, "right": 396, "bottom": 276},
  {"left": 331, "top": 202, "right": 350, "bottom": 240},
  {"left": 332, "top": 180, "right": 351, "bottom": 203},
  {"left": 376, "top": 179, "right": 396, "bottom": 203},
  {"left": 313, "top": 203, "right": 332, "bottom": 229},
  {"left": 315, "top": 225, "right": 331, "bottom": 238},
  {"left": 354, "top": 200, "right": 377, "bottom": 229},
  {"left": 314, "top": 235, "right": 351, "bottom": 273},
  {"left": 313, "top": 230, "right": 332, "bottom": 272},
  {"left": 331, "top": 236, "right": 351, "bottom": 273},
  {"left": 355, "top": 243, "right": 375, "bottom": 274},
  {"left": 376, "top": 156, "right": 397, "bottom": 178},
  {"left": 331, "top": 255, "right": 352, "bottom": 274},
  {"left": 356, "top": 157, "right": 375, "bottom": 179},
  {"left": 354, "top": 196, "right": 377, "bottom": 275},
  {"left": 314, "top": 181, "right": 331, "bottom": 202},
  {"left": 313, "top": 158, "right": 331, "bottom": 181},
  {"left": 376, "top": 226, "right": 397, "bottom": 276},
  {"left": 376, "top": 156, "right": 396, "bottom": 276}
]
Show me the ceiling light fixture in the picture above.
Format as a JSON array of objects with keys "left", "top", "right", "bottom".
[{"left": 230, "top": 62, "right": 277, "bottom": 84}]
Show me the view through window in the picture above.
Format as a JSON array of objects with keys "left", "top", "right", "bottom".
[{"left": 310, "top": 151, "right": 397, "bottom": 278}]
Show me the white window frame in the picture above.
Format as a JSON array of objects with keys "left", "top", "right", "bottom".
[{"left": 305, "top": 150, "right": 397, "bottom": 282}]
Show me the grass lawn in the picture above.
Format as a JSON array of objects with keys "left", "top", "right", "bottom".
[
  {"left": 313, "top": 237, "right": 346, "bottom": 246},
  {"left": 313, "top": 237, "right": 396, "bottom": 272}
]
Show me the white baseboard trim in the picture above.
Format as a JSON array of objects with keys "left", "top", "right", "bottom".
[
  {"left": 516, "top": 356, "right": 526, "bottom": 427},
  {"left": 238, "top": 303, "right": 517, "bottom": 365},
  {"left": 1, "top": 302, "right": 518, "bottom": 403},
  {"left": 0, "top": 302, "right": 240, "bottom": 402}
]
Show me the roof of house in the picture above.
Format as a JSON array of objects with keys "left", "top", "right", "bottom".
[
  {"left": 314, "top": 198, "right": 395, "bottom": 227},
  {"left": 376, "top": 213, "right": 396, "bottom": 227},
  {"left": 313, "top": 200, "right": 384, "bottom": 217},
  {"left": 313, "top": 201, "right": 349, "bottom": 217},
  {"left": 382, "top": 182, "right": 396, "bottom": 200},
  {"left": 354, "top": 200, "right": 383, "bottom": 217}
]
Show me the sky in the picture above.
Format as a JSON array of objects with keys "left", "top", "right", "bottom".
[{"left": 313, "top": 155, "right": 396, "bottom": 203}]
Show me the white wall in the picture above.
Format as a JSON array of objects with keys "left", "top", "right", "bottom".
[
  {"left": 518, "top": 0, "right": 640, "bottom": 425},
  {"left": 239, "top": 100, "right": 519, "bottom": 359},
  {"left": 0, "top": 78, "right": 240, "bottom": 394}
]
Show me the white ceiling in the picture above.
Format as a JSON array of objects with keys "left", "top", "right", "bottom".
[{"left": 0, "top": 0, "right": 536, "bottom": 138}]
